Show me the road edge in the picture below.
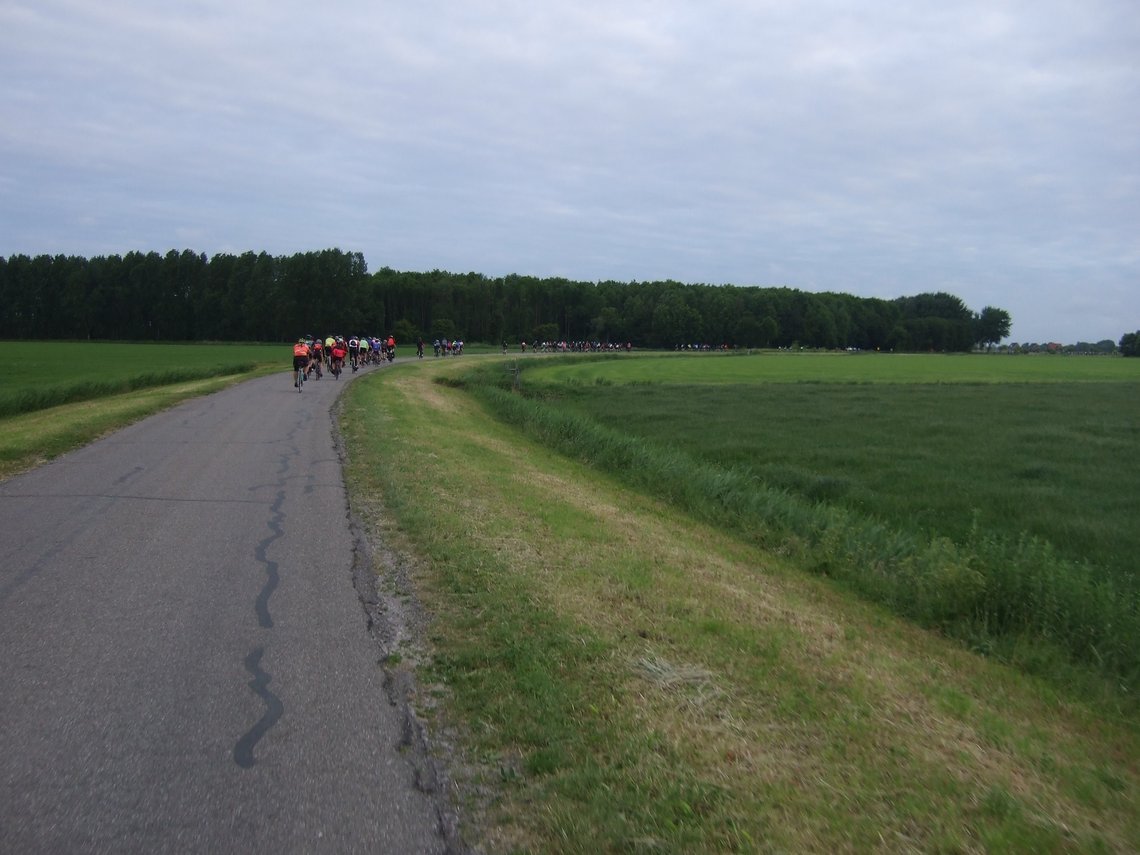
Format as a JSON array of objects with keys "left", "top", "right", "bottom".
[{"left": 329, "top": 395, "right": 469, "bottom": 855}]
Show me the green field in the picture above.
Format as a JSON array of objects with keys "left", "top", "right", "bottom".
[
  {"left": 461, "top": 352, "right": 1140, "bottom": 695},
  {"left": 528, "top": 350, "right": 1139, "bottom": 385},
  {"left": 2, "top": 341, "right": 285, "bottom": 418},
  {"left": 523, "top": 353, "right": 1140, "bottom": 581},
  {"left": 340, "top": 356, "right": 1140, "bottom": 852},
  {"left": 0, "top": 342, "right": 284, "bottom": 478}
]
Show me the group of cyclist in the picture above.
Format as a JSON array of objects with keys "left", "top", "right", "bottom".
[
  {"left": 292, "top": 334, "right": 397, "bottom": 390},
  {"left": 432, "top": 339, "right": 464, "bottom": 357}
]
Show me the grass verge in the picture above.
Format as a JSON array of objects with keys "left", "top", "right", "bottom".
[
  {"left": 2, "top": 341, "right": 286, "bottom": 418},
  {"left": 0, "top": 364, "right": 259, "bottom": 418},
  {"left": 0, "top": 369, "right": 274, "bottom": 481},
  {"left": 452, "top": 364, "right": 1140, "bottom": 707},
  {"left": 339, "top": 359, "right": 1139, "bottom": 853}
]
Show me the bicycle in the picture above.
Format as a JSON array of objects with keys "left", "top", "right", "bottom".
[{"left": 295, "top": 363, "right": 305, "bottom": 392}]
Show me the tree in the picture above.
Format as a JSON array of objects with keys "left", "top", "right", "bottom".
[
  {"left": 974, "top": 306, "right": 1012, "bottom": 349},
  {"left": 652, "top": 288, "right": 701, "bottom": 346},
  {"left": 393, "top": 318, "right": 420, "bottom": 343},
  {"left": 1120, "top": 331, "right": 1140, "bottom": 357},
  {"left": 531, "top": 322, "right": 560, "bottom": 344},
  {"left": 733, "top": 313, "right": 763, "bottom": 347},
  {"left": 431, "top": 317, "right": 458, "bottom": 343},
  {"left": 590, "top": 306, "right": 623, "bottom": 343}
]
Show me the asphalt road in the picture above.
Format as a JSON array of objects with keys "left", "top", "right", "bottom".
[{"left": 0, "top": 365, "right": 453, "bottom": 853}]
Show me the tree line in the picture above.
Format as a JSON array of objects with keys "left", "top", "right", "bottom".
[
  {"left": 1120, "top": 332, "right": 1140, "bottom": 357},
  {"left": 0, "top": 249, "right": 1012, "bottom": 351}
]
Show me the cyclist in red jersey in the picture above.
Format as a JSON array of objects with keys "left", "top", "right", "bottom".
[{"left": 330, "top": 338, "right": 348, "bottom": 378}]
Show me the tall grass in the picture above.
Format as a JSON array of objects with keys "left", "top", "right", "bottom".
[
  {"left": 451, "top": 368, "right": 1140, "bottom": 702},
  {"left": 545, "top": 379, "right": 1140, "bottom": 580}
]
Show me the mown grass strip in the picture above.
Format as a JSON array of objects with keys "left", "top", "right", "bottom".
[
  {"left": 0, "top": 364, "right": 257, "bottom": 418},
  {"left": 339, "top": 360, "right": 1139, "bottom": 853},
  {"left": 452, "top": 364, "right": 1140, "bottom": 708},
  {"left": 0, "top": 370, "right": 273, "bottom": 481}
]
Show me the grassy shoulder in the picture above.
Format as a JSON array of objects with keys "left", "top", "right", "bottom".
[
  {"left": 339, "top": 358, "right": 1139, "bottom": 853},
  {"left": 3, "top": 341, "right": 285, "bottom": 417},
  {"left": 0, "top": 367, "right": 277, "bottom": 481}
]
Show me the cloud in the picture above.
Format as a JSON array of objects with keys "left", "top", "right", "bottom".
[{"left": 2, "top": 0, "right": 1137, "bottom": 342}]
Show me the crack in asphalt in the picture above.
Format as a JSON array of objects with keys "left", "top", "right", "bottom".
[
  {"left": 232, "top": 646, "right": 283, "bottom": 769},
  {"left": 233, "top": 421, "right": 303, "bottom": 768},
  {"left": 253, "top": 489, "right": 285, "bottom": 629}
]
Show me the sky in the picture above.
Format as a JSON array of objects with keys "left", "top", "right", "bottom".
[{"left": 2, "top": 1, "right": 1137, "bottom": 344}]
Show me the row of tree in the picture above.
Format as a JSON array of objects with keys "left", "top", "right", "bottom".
[
  {"left": 0, "top": 249, "right": 1012, "bottom": 351},
  {"left": 999, "top": 340, "right": 1124, "bottom": 355}
]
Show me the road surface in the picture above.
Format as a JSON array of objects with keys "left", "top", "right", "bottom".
[{"left": 0, "top": 366, "right": 456, "bottom": 852}]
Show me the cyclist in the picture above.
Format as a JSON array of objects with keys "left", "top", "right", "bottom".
[
  {"left": 348, "top": 335, "right": 360, "bottom": 371},
  {"left": 309, "top": 337, "right": 324, "bottom": 379},
  {"left": 292, "top": 338, "right": 311, "bottom": 391},
  {"left": 330, "top": 337, "right": 347, "bottom": 378}
]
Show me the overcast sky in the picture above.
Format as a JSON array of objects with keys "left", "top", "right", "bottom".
[{"left": 2, "top": 1, "right": 1137, "bottom": 343}]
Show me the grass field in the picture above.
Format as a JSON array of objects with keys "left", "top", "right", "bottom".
[
  {"left": 527, "top": 350, "right": 1140, "bottom": 385},
  {"left": 0, "top": 342, "right": 283, "bottom": 478},
  {"left": 477, "top": 352, "right": 1140, "bottom": 692},
  {"left": 2, "top": 341, "right": 284, "bottom": 418},
  {"left": 338, "top": 355, "right": 1140, "bottom": 853},
  {"left": 522, "top": 356, "right": 1140, "bottom": 582}
]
